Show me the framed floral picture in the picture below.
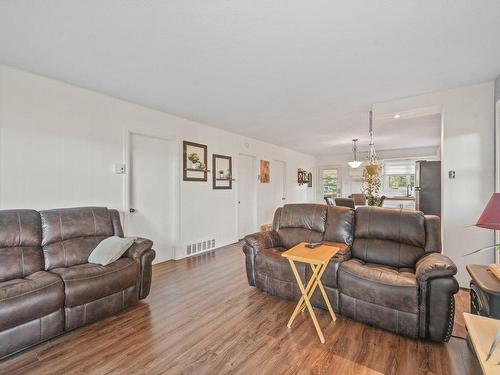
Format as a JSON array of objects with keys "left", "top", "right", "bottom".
[{"left": 183, "top": 141, "right": 208, "bottom": 181}]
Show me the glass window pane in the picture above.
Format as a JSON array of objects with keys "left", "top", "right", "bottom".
[
  {"left": 322, "top": 169, "right": 339, "bottom": 198},
  {"left": 388, "top": 175, "right": 407, "bottom": 189}
]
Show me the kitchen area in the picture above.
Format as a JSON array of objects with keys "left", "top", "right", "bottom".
[
  {"left": 382, "top": 160, "right": 441, "bottom": 216},
  {"left": 340, "top": 158, "right": 441, "bottom": 216}
]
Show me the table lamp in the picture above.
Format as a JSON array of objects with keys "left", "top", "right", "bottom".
[{"left": 476, "top": 193, "right": 500, "bottom": 280}]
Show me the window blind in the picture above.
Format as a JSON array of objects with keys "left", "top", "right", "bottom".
[{"left": 383, "top": 160, "right": 416, "bottom": 175}]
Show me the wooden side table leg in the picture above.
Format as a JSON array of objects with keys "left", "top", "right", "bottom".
[
  {"left": 310, "top": 264, "right": 336, "bottom": 322},
  {"left": 288, "top": 259, "right": 325, "bottom": 344},
  {"left": 287, "top": 261, "right": 320, "bottom": 328}
]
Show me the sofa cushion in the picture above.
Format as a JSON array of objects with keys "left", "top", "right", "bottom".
[
  {"left": 40, "top": 207, "right": 116, "bottom": 270},
  {"left": 338, "top": 259, "right": 418, "bottom": 314},
  {"left": 0, "top": 210, "right": 43, "bottom": 281},
  {"left": 309, "top": 242, "right": 349, "bottom": 289},
  {"left": 0, "top": 271, "right": 64, "bottom": 331},
  {"left": 278, "top": 228, "right": 324, "bottom": 249},
  {"left": 255, "top": 247, "right": 306, "bottom": 284},
  {"left": 352, "top": 207, "right": 426, "bottom": 268},
  {"left": 323, "top": 206, "right": 354, "bottom": 246},
  {"left": 51, "top": 258, "right": 137, "bottom": 307},
  {"left": 277, "top": 204, "right": 327, "bottom": 249},
  {"left": 279, "top": 204, "right": 328, "bottom": 232}
]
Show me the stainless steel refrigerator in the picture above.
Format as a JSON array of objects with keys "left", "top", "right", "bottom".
[{"left": 415, "top": 161, "right": 441, "bottom": 216}]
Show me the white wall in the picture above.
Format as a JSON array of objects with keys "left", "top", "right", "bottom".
[
  {"left": 373, "top": 82, "right": 495, "bottom": 287},
  {"left": 495, "top": 74, "right": 500, "bottom": 103},
  {"left": 0, "top": 65, "right": 316, "bottom": 259}
]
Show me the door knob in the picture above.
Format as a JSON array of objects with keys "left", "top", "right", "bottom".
[{"left": 129, "top": 208, "right": 136, "bottom": 213}]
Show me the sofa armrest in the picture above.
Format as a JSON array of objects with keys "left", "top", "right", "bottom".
[
  {"left": 242, "top": 231, "right": 280, "bottom": 287},
  {"left": 125, "top": 237, "right": 155, "bottom": 299},
  {"left": 244, "top": 230, "right": 280, "bottom": 253},
  {"left": 125, "top": 237, "right": 153, "bottom": 260},
  {"left": 416, "top": 252, "right": 457, "bottom": 282},
  {"left": 416, "top": 252, "right": 458, "bottom": 342}
]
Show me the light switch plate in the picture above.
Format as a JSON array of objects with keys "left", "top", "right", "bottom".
[{"left": 114, "top": 163, "right": 126, "bottom": 174}]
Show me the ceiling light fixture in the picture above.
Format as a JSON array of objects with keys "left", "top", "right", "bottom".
[
  {"left": 348, "top": 138, "right": 362, "bottom": 168},
  {"left": 393, "top": 114, "right": 401, "bottom": 119}
]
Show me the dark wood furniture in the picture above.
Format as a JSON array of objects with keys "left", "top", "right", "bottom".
[
  {"left": 349, "top": 193, "right": 366, "bottom": 205},
  {"left": 467, "top": 264, "right": 500, "bottom": 319},
  {"left": 334, "top": 197, "right": 355, "bottom": 208}
]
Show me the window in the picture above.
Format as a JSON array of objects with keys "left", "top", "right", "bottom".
[
  {"left": 383, "top": 160, "right": 416, "bottom": 193},
  {"left": 388, "top": 175, "right": 408, "bottom": 189},
  {"left": 321, "top": 168, "right": 340, "bottom": 198}
]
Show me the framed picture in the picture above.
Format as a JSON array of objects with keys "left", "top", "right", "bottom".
[
  {"left": 183, "top": 141, "right": 208, "bottom": 181},
  {"left": 212, "top": 154, "right": 233, "bottom": 189},
  {"left": 260, "top": 160, "right": 270, "bottom": 183}
]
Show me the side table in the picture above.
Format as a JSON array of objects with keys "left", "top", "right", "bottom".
[{"left": 281, "top": 242, "right": 339, "bottom": 343}]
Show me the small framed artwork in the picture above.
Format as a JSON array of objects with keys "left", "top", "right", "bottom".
[
  {"left": 260, "top": 160, "right": 270, "bottom": 183},
  {"left": 212, "top": 154, "right": 233, "bottom": 189},
  {"left": 183, "top": 141, "right": 208, "bottom": 181}
]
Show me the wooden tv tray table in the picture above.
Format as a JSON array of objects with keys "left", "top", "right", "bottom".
[
  {"left": 281, "top": 242, "right": 339, "bottom": 343},
  {"left": 463, "top": 313, "right": 500, "bottom": 374}
]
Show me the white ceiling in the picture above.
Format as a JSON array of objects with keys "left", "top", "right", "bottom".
[{"left": 1, "top": 1, "right": 499, "bottom": 156}]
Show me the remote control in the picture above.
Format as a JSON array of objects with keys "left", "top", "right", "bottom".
[{"left": 306, "top": 242, "right": 321, "bottom": 249}]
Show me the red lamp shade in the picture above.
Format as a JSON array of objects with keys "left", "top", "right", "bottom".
[{"left": 476, "top": 193, "right": 500, "bottom": 230}]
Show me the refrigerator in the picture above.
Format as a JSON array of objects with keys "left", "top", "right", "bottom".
[{"left": 415, "top": 161, "right": 441, "bottom": 216}]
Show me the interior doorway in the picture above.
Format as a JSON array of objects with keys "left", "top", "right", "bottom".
[
  {"left": 273, "top": 159, "right": 287, "bottom": 211},
  {"left": 237, "top": 153, "right": 257, "bottom": 239},
  {"left": 127, "top": 132, "right": 177, "bottom": 263}
]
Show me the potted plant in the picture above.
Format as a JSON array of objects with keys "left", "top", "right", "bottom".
[
  {"left": 187, "top": 153, "right": 200, "bottom": 169},
  {"left": 218, "top": 170, "right": 225, "bottom": 179},
  {"left": 362, "top": 163, "right": 383, "bottom": 206}
]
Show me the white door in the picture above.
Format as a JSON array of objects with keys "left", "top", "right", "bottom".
[
  {"left": 127, "top": 133, "right": 176, "bottom": 263},
  {"left": 238, "top": 154, "right": 257, "bottom": 239},
  {"left": 273, "top": 160, "right": 287, "bottom": 210}
]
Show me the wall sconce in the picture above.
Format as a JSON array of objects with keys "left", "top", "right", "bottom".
[{"left": 298, "top": 169, "right": 311, "bottom": 186}]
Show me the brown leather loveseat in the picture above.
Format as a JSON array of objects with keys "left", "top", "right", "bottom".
[
  {"left": 243, "top": 204, "right": 458, "bottom": 342},
  {"left": 0, "top": 207, "right": 155, "bottom": 359}
]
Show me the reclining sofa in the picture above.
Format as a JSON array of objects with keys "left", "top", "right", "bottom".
[
  {"left": 0, "top": 206, "right": 155, "bottom": 359},
  {"left": 243, "top": 204, "right": 458, "bottom": 342}
]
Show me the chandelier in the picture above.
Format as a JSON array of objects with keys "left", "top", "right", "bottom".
[{"left": 367, "top": 109, "right": 379, "bottom": 165}]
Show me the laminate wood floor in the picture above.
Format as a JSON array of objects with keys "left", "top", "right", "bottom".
[{"left": 0, "top": 242, "right": 481, "bottom": 375}]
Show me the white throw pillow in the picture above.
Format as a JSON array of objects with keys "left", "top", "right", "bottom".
[{"left": 88, "top": 236, "right": 136, "bottom": 266}]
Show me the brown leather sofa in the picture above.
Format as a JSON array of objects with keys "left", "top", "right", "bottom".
[
  {"left": 0, "top": 207, "right": 155, "bottom": 359},
  {"left": 243, "top": 204, "right": 458, "bottom": 342}
]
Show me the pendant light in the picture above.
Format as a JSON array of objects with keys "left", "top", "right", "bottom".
[
  {"left": 348, "top": 139, "right": 362, "bottom": 168},
  {"left": 365, "top": 109, "right": 381, "bottom": 176}
]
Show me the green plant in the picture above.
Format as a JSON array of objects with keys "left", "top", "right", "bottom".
[
  {"left": 187, "top": 153, "right": 200, "bottom": 164},
  {"left": 362, "top": 163, "right": 382, "bottom": 206}
]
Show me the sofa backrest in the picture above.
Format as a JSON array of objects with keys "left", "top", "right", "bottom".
[
  {"left": 352, "top": 206, "right": 439, "bottom": 268},
  {"left": 0, "top": 210, "right": 43, "bottom": 281},
  {"left": 273, "top": 204, "right": 327, "bottom": 249},
  {"left": 323, "top": 206, "right": 355, "bottom": 246},
  {"left": 40, "top": 207, "right": 122, "bottom": 270}
]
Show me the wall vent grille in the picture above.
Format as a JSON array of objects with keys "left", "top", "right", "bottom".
[{"left": 186, "top": 238, "right": 216, "bottom": 256}]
